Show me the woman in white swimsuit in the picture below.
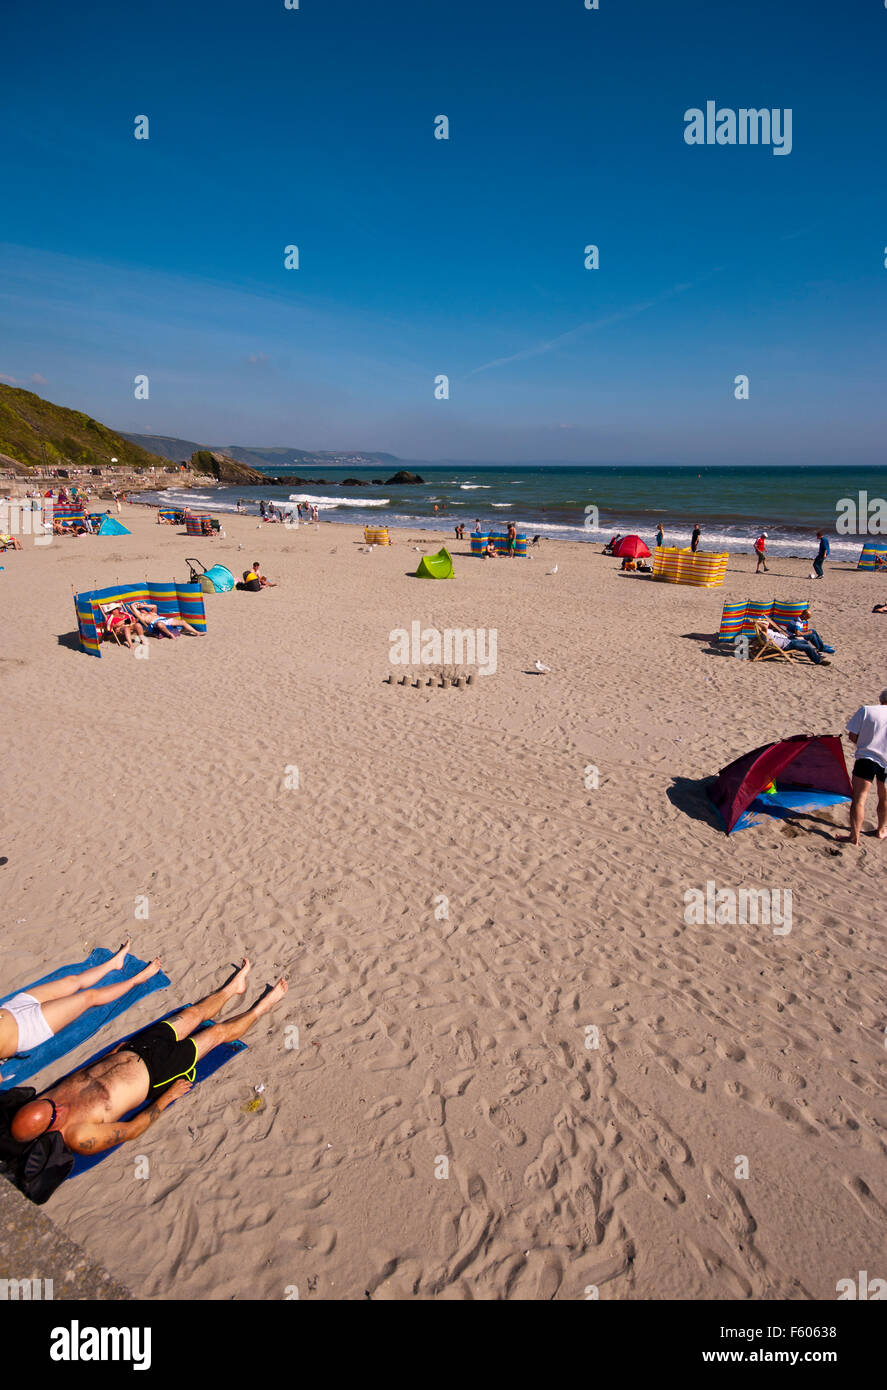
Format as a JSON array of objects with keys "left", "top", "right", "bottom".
[{"left": 0, "top": 940, "right": 161, "bottom": 1078}]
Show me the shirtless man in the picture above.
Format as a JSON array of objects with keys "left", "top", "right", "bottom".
[
  {"left": 0, "top": 940, "right": 161, "bottom": 1079},
  {"left": 10, "top": 960, "right": 287, "bottom": 1155}
]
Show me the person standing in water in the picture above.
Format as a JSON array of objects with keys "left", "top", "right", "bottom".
[
  {"left": 656, "top": 523, "right": 664, "bottom": 548},
  {"left": 690, "top": 524, "right": 701, "bottom": 553}
]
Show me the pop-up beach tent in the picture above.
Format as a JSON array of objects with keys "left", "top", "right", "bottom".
[
  {"left": 857, "top": 541, "right": 887, "bottom": 571},
  {"left": 415, "top": 547, "right": 454, "bottom": 579},
  {"left": 95, "top": 515, "right": 130, "bottom": 536},
  {"left": 612, "top": 534, "right": 651, "bottom": 559},
  {"left": 709, "top": 734, "right": 852, "bottom": 833}
]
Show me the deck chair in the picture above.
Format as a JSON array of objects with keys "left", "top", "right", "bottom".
[
  {"left": 750, "top": 621, "right": 807, "bottom": 663},
  {"left": 97, "top": 602, "right": 132, "bottom": 646}
]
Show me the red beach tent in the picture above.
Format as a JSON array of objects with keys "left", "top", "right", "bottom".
[
  {"left": 709, "top": 734, "right": 852, "bottom": 834},
  {"left": 612, "top": 534, "right": 651, "bottom": 559}
]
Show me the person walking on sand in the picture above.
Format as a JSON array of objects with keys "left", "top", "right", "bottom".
[
  {"left": 810, "top": 531, "right": 830, "bottom": 580},
  {"left": 754, "top": 531, "right": 769, "bottom": 573},
  {"left": 9, "top": 960, "right": 288, "bottom": 1158},
  {"left": 0, "top": 942, "right": 161, "bottom": 1079},
  {"left": 690, "top": 524, "right": 701, "bottom": 553},
  {"left": 839, "top": 691, "right": 887, "bottom": 845}
]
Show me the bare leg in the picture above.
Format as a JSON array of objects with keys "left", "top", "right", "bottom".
[
  {"left": 192, "top": 979, "right": 288, "bottom": 1061},
  {"left": 168, "top": 959, "right": 252, "bottom": 1040},
  {"left": 876, "top": 780, "right": 887, "bottom": 839},
  {"left": 40, "top": 958, "right": 162, "bottom": 1033},
  {"left": 29, "top": 940, "right": 133, "bottom": 1002},
  {"left": 838, "top": 778, "right": 869, "bottom": 845}
]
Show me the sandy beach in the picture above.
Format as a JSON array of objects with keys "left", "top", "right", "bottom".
[{"left": 2, "top": 503, "right": 885, "bottom": 1301}]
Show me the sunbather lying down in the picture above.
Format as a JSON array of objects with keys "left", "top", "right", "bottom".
[
  {"left": 129, "top": 601, "right": 200, "bottom": 637},
  {"left": 0, "top": 942, "right": 161, "bottom": 1079},
  {"left": 10, "top": 960, "right": 287, "bottom": 1157}
]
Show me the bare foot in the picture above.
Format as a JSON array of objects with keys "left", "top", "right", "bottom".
[
  {"left": 109, "top": 939, "right": 132, "bottom": 969},
  {"left": 835, "top": 834, "right": 860, "bottom": 846},
  {"left": 228, "top": 958, "right": 251, "bottom": 996},
  {"left": 256, "top": 978, "right": 288, "bottom": 1015},
  {"left": 876, "top": 827, "right": 887, "bottom": 839}
]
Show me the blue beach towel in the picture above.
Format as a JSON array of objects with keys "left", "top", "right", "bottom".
[
  {"left": 732, "top": 787, "right": 850, "bottom": 832},
  {"left": 70, "top": 1010, "right": 246, "bottom": 1176},
  {"left": 0, "top": 949, "right": 170, "bottom": 1089}
]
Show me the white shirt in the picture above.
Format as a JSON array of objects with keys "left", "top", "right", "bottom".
[
  {"left": 766, "top": 627, "right": 790, "bottom": 649},
  {"left": 846, "top": 706, "right": 887, "bottom": 770}
]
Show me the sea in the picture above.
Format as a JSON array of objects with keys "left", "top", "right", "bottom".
[{"left": 135, "top": 463, "right": 887, "bottom": 562}]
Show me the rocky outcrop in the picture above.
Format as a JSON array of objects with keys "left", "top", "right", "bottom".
[
  {"left": 385, "top": 470, "right": 425, "bottom": 484},
  {"left": 190, "top": 450, "right": 266, "bottom": 485}
]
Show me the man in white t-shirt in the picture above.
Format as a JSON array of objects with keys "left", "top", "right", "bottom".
[{"left": 841, "top": 690, "right": 887, "bottom": 844}]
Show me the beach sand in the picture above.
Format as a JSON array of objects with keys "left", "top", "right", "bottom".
[{"left": 2, "top": 504, "right": 885, "bottom": 1300}]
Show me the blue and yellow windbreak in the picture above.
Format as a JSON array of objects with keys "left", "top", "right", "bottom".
[
  {"left": 857, "top": 541, "right": 887, "bottom": 571},
  {"left": 74, "top": 580, "right": 207, "bottom": 657}
]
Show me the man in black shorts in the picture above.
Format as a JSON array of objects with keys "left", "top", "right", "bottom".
[
  {"left": 9, "top": 960, "right": 287, "bottom": 1157},
  {"left": 841, "top": 690, "right": 887, "bottom": 845}
]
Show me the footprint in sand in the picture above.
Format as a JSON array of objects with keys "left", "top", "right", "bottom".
[{"left": 482, "top": 1098, "right": 526, "bottom": 1146}]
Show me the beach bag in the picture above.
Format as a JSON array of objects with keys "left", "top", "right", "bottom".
[{"left": 0, "top": 1086, "right": 75, "bottom": 1204}]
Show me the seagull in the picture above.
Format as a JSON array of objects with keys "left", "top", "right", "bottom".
[
  {"left": 535, "top": 660, "right": 552, "bottom": 674},
  {"left": 547, "top": 563, "right": 558, "bottom": 575}
]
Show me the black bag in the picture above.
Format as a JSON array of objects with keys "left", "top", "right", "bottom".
[{"left": 0, "top": 1087, "right": 74, "bottom": 1204}]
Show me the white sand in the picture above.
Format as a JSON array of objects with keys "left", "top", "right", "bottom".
[{"left": 2, "top": 504, "right": 885, "bottom": 1300}]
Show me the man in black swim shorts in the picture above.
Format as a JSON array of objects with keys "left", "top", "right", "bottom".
[
  {"left": 10, "top": 960, "right": 288, "bottom": 1157},
  {"left": 840, "top": 690, "right": 887, "bottom": 846}
]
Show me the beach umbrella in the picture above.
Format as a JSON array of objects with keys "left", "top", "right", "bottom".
[{"left": 612, "top": 534, "right": 651, "bottom": 559}]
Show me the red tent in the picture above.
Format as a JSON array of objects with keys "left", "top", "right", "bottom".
[
  {"left": 612, "top": 534, "right": 651, "bottom": 559},
  {"left": 710, "top": 734, "right": 852, "bottom": 834}
]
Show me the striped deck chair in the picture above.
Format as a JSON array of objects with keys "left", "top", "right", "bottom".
[{"left": 750, "top": 621, "right": 808, "bottom": 663}]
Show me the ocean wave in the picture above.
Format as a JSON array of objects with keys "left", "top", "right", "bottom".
[
  {"left": 460, "top": 484, "right": 491, "bottom": 490},
  {"left": 491, "top": 502, "right": 512, "bottom": 508},
  {"left": 286, "top": 494, "right": 390, "bottom": 509}
]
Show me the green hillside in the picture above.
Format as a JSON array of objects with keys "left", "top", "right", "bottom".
[{"left": 0, "top": 385, "right": 171, "bottom": 473}]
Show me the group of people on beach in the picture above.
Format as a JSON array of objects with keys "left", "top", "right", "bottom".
[{"left": 259, "top": 500, "right": 318, "bottom": 525}]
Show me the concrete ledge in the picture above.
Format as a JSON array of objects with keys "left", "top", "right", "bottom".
[{"left": 0, "top": 1176, "right": 131, "bottom": 1300}]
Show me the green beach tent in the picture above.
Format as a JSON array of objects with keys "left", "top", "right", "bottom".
[{"left": 415, "top": 547, "right": 454, "bottom": 579}]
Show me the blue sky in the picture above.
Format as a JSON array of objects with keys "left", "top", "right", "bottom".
[{"left": 1, "top": 0, "right": 884, "bottom": 463}]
